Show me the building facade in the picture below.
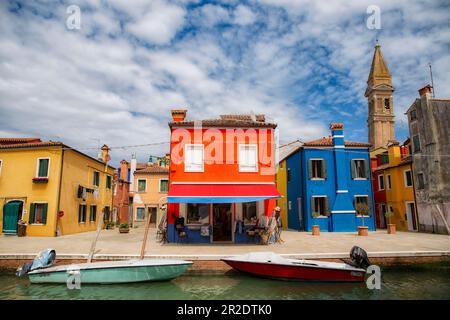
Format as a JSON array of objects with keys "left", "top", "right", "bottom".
[
  {"left": 373, "top": 140, "right": 418, "bottom": 231},
  {"left": 0, "top": 139, "right": 114, "bottom": 236},
  {"left": 132, "top": 163, "right": 169, "bottom": 227},
  {"left": 285, "top": 124, "right": 376, "bottom": 232},
  {"left": 276, "top": 140, "right": 303, "bottom": 230},
  {"left": 166, "top": 110, "right": 281, "bottom": 244},
  {"left": 365, "top": 43, "right": 395, "bottom": 151},
  {"left": 406, "top": 85, "right": 450, "bottom": 234}
]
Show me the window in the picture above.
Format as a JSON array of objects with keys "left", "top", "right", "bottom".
[
  {"left": 386, "top": 175, "right": 392, "bottom": 190},
  {"left": 239, "top": 144, "right": 258, "bottom": 172},
  {"left": 410, "top": 109, "right": 417, "bottom": 121},
  {"left": 309, "top": 159, "right": 326, "bottom": 179},
  {"left": 159, "top": 179, "right": 169, "bottom": 192},
  {"left": 93, "top": 171, "right": 100, "bottom": 187},
  {"left": 89, "top": 205, "right": 97, "bottom": 222},
  {"left": 378, "top": 174, "right": 385, "bottom": 191},
  {"left": 384, "top": 98, "right": 390, "bottom": 109},
  {"left": 351, "top": 159, "right": 368, "bottom": 179},
  {"left": 185, "top": 144, "right": 204, "bottom": 172},
  {"left": 380, "top": 153, "right": 389, "bottom": 165},
  {"left": 136, "top": 207, "right": 145, "bottom": 221},
  {"left": 104, "top": 206, "right": 110, "bottom": 221},
  {"left": 404, "top": 170, "right": 413, "bottom": 187},
  {"left": 417, "top": 173, "right": 425, "bottom": 190},
  {"left": 311, "top": 196, "right": 329, "bottom": 217},
  {"left": 413, "top": 135, "right": 421, "bottom": 153},
  {"left": 137, "top": 179, "right": 147, "bottom": 192},
  {"left": 243, "top": 202, "right": 257, "bottom": 224},
  {"left": 78, "top": 204, "right": 86, "bottom": 223},
  {"left": 287, "top": 168, "right": 291, "bottom": 182},
  {"left": 187, "top": 203, "right": 209, "bottom": 224},
  {"left": 354, "top": 196, "right": 371, "bottom": 216},
  {"left": 106, "top": 176, "right": 112, "bottom": 189},
  {"left": 29, "top": 203, "right": 48, "bottom": 224},
  {"left": 36, "top": 158, "right": 50, "bottom": 178},
  {"left": 0, "top": 159, "right": 2, "bottom": 176}
]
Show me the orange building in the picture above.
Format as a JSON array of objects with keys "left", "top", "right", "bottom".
[{"left": 166, "top": 110, "right": 281, "bottom": 244}]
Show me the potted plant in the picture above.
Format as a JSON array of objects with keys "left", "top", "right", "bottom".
[
  {"left": 385, "top": 210, "right": 396, "bottom": 234},
  {"left": 355, "top": 202, "right": 370, "bottom": 236},
  {"left": 119, "top": 223, "right": 130, "bottom": 234},
  {"left": 311, "top": 212, "right": 320, "bottom": 236}
]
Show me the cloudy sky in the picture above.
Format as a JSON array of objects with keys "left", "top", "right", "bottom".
[{"left": 1, "top": 0, "right": 449, "bottom": 166}]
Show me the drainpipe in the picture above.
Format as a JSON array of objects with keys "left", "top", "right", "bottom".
[{"left": 55, "top": 147, "right": 65, "bottom": 237}]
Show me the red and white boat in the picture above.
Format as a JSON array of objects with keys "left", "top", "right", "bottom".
[{"left": 222, "top": 246, "right": 371, "bottom": 282}]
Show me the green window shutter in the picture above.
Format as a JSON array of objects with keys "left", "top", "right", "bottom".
[
  {"left": 311, "top": 197, "right": 315, "bottom": 216},
  {"left": 367, "top": 197, "right": 372, "bottom": 216},
  {"left": 78, "top": 205, "right": 82, "bottom": 222},
  {"left": 38, "top": 159, "right": 49, "bottom": 177},
  {"left": 308, "top": 159, "right": 313, "bottom": 179},
  {"left": 29, "top": 203, "right": 36, "bottom": 224},
  {"left": 350, "top": 160, "right": 356, "bottom": 179},
  {"left": 42, "top": 203, "right": 48, "bottom": 224},
  {"left": 322, "top": 160, "right": 327, "bottom": 179},
  {"left": 364, "top": 160, "right": 369, "bottom": 178}
]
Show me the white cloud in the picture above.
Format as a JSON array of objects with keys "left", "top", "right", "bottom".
[
  {"left": 126, "top": 0, "right": 186, "bottom": 44},
  {"left": 233, "top": 5, "right": 256, "bottom": 26}
]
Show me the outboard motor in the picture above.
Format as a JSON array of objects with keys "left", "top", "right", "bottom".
[
  {"left": 16, "top": 249, "right": 56, "bottom": 277},
  {"left": 348, "top": 246, "right": 371, "bottom": 270}
]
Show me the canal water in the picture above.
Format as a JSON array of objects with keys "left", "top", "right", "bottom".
[{"left": 0, "top": 263, "right": 449, "bottom": 300}]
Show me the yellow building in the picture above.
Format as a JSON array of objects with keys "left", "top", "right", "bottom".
[
  {"left": 132, "top": 163, "right": 169, "bottom": 227},
  {"left": 276, "top": 141, "right": 302, "bottom": 230},
  {"left": 0, "top": 138, "right": 114, "bottom": 236},
  {"left": 375, "top": 140, "right": 418, "bottom": 231}
]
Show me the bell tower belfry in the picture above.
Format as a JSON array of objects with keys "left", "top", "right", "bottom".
[{"left": 365, "top": 42, "right": 395, "bottom": 151}]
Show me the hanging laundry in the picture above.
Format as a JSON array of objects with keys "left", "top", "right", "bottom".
[
  {"left": 82, "top": 187, "right": 87, "bottom": 201},
  {"left": 93, "top": 189, "right": 99, "bottom": 200}
]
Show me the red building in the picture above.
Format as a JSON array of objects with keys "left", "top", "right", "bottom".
[
  {"left": 371, "top": 154, "right": 387, "bottom": 228},
  {"left": 166, "top": 110, "right": 281, "bottom": 243}
]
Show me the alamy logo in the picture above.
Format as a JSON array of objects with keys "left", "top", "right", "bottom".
[
  {"left": 366, "top": 5, "right": 381, "bottom": 30},
  {"left": 366, "top": 265, "right": 381, "bottom": 290},
  {"left": 66, "top": 5, "right": 81, "bottom": 30},
  {"left": 66, "top": 265, "right": 81, "bottom": 290}
]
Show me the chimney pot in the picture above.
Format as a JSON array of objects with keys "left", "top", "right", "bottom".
[
  {"left": 171, "top": 109, "right": 187, "bottom": 122},
  {"left": 418, "top": 84, "right": 432, "bottom": 97}
]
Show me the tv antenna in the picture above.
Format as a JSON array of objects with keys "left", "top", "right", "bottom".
[{"left": 428, "top": 63, "right": 435, "bottom": 98}]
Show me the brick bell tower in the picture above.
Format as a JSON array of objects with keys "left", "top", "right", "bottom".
[{"left": 365, "top": 42, "right": 395, "bottom": 151}]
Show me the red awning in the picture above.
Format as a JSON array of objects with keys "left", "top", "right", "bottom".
[{"left": 167, "top": 184, "right": 281, "bottom": 203}]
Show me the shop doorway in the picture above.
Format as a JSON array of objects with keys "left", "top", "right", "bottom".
[
  {"left": 405, "top": 201, "right": 417, "bottom": 231},
  {"left": 148, "top": 207, "right": 157, "bottom": 227},
  {"left": 2, "top": 200, "right": 23, "bottom": 234},
  {"left": 212, "top": 203, "right": 232, "bottom": 242}
]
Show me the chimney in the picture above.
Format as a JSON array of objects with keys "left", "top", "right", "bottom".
[
  {"left": 418, "top": 84, "right": 432, "bottom": 97},
  {"left": 129, "top": 154, "right": 137, "bottom": 193},
  {"left": 171, "top": 109, "right": 187, "bottom": 122},
  {"left": 120, "top": 160, "right": 128, "bottom": 182},
  {"left": 101, "top": 144, "right": 110, "bottom": 163},
  {"left": 330, "top": 123, "right": 344, "bottom": 148}
]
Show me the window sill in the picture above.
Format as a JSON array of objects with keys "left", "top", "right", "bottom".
[
  {"left": 310, "top": 178, "right": 325, "bottom": 181},
  {"left": 78, "top": 222, "right": 86, "bottom": 224},
  {"left": 32, "top": 177, "right": 49, "bottom": 183},
  {"left": 356, "top": 215, "right": 370, "bottom": 218},
  {"left": 312, "top": 216, "right": 328, "bottom": 219},
  {"left": 29, "top": 223, "right": 45, "bottom": 226},
  {"left": 353, "top": 178, "right": 368, "bottom": 181}
]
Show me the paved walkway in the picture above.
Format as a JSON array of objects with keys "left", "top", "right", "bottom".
[{"left": 1, "top": 228, "right": 449, "bottom": 259}]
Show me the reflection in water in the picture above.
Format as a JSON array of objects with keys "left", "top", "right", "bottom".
[{"left": 1, "top": 265, "right": 449, "bottom": 300}]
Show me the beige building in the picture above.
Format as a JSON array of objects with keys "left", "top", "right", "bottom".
[
  {"left": 132, "top": 163, "right": 169, "bottom": 227},
  {"left": 365, "top": 42, "right": 395, "bottom": 151}
]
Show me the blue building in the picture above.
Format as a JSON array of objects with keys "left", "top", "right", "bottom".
[{"left": 285, "top": 123, "right": 376, "bottom": 232}]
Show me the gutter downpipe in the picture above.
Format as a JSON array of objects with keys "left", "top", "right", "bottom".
[{"left": 55, "top": 147, "right": 65, "bottom": 237}]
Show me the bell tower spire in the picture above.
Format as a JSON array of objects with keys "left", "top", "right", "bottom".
[{"left": 365, "top": 42, "right": 395, "bottom": 151}]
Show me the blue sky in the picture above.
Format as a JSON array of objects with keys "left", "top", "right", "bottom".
[{"left": 1, "top": 0, "right": 449, "bottom": 166}]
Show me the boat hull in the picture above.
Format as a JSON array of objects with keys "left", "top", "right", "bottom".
[
  {"left": 28, "top": 260, "right": 192, "bottom": 284},
  {"left": 223, "top": 260, "right": 366, "bottom": 282}
]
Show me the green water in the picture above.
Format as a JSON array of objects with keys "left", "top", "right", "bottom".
[{"left": 1, "top": 264, "right": 449, "bottom": 300}]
